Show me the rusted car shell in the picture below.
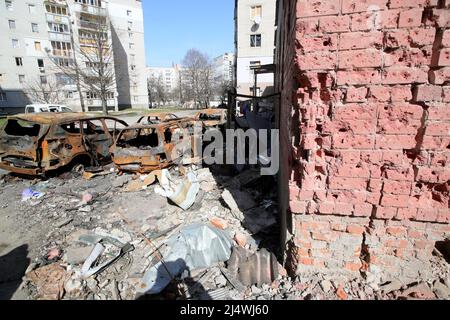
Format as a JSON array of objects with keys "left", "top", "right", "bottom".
[
  {"left": 194, "top": 109, "right": 227, "bottom": 128},
  {"left": 110, "top": 120, "right": 199, "bottom": 173},
  {"left": 0, "top": 113, "right": 128, "bottom": 176},
  {"left": 136, "top": 112, "right": 183, "bottom": 125}
]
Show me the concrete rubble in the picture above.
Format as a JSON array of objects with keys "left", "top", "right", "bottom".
[{"left": 1, "top": 161, "right": 448, "bottom": 301}]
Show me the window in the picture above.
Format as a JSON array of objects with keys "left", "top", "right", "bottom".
[
  {"left": 8, "top": 20, "right": 16, "bottom": 29},
  {"left": 51, "top": 41, "right": 72, "bottom": 56},
  {"left": 38, "top": 59, "right": 44, "bottom": 68},
  {"left": 250, "top": 87, "right": 261, "bottom": 96},
  {"left": 127, "top": 21, "right": 132, "bottom": 30},
  {"left": 65, "top": 91, "right": 74, "bottom": 99},
  {"left": 128, "top": 32, "right": 133, "bottom": 38},
  {"left": 28, "top": 4, "right": 35, "bottom": 13},
  {"left": 5, "top": 0, "right": 12, "bottom": 11},
  {"left": 129, "top": 43, "right": 134, "bottom": 50},
  {"left": 251, "top": 5, "right": 262, "bottom": 20},
  {"left": 130, "top": 65, "right": 136, "bottom": 71},
  {"left": 19, "top": 75, "right": 25, "bottom": 84},
  {"left": 48, "top": 23, "right": 69, "bottom": 33},
  {"left": 56, "top": 73, "right": 74, "bottom": 85},
  {"left": 127, "top": 10, "right": 132, "bottom": 16},
  {"left": 34, "top": 41, "right": 42, "bottom": 51},
  {"left": 15, "top": 57, "right": 23, "bottom": 66},
  {"left": 45, "top": 4, "right": 67, "bottom": 15},
  {"left": 31, "top": 23, "right": 39, "bottom": 33},
  {"left": 133, "top": 96, "right": 138, "bottom": 103},
  {"left": 40, "top": 76, "right": 47, "bottom": 84},
  {"left": 0, "top": 91, "right": 6, "bottom": 101},
  {"left": 12, "top": 39, "right": 19, "bottom": 48},
  {"left": 250, "top": 34, "right": 261, "bottom": 47}
]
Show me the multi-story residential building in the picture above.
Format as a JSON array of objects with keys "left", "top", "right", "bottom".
[
  {"left": 213, "top": 52, "right": 234, "bottom": 84},
  {"left": 0, "top": 0, "right": 147, "bottom": 113},
  {"left": 146, "top": 65, "right": 180, "bottom": 93},
  {"left": 234, "top": 0, "right": 276, "bottom": 97}
]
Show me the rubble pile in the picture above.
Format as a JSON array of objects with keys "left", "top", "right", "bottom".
[{"left": 0, "top": 164, "right": 448, "bottom": 300}]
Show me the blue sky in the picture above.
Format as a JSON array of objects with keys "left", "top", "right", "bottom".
[{"left": 142, "top": 0, "right": 235, "bottom": 67}]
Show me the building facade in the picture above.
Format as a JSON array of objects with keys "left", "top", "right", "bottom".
[
  {"left": 213, "top": 52, "right": 234, "bottom": 84},
  {"left": 234, "top": 0, "right": 276, "bottom": 97},
  {"left": 0, "top": 0, "right": 147, "bottom": 113}
]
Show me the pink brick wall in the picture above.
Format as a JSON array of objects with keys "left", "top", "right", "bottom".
[{"left": 276, "top": 0, "right": 450, "bottom": 282}]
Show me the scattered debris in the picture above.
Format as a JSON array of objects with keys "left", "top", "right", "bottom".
[{"left": 26, "top": 263, "right": 67, "bottom": 300}]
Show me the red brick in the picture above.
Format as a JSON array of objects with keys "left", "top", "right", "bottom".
[
  {"left": 430, "top": 68, "right": 450, "bottom": 85},
  {"left": 443, "top": 87, "right": 450, "bottom": 102},
  {"left": 329, "top": 177, "right": 368, "bottom": 190},
  {"left": 407, "top": 229, "right": 424, "bottom": 238},
  {"left": 432, "top": 48, "right": 450, "bottom": 67},
  {"left": 390, "top": 86, "right": 412, "bottom": 102},
  {"left": 385, "top": 239, "right": 409, "bottom": 248},
  {"left": 384, "top": 48, "right": 432, "bottom": 68},
  {"left": 385, "top": 29, "right": 410, "bottom": 48},
  {"left": 340, "top": 49, "right": 382, "bottom": 69},
  {"left": 344, "top": 261, "right": 362, "bottom": 272},
  {"left": 325, "top": 119, "right": 376, "bottom": 135},
  {"left": 430, "top": 9, "right": 450, "bottom": 28},
  {"left": 377, "top": 118, "right": 421, "bottom": 135},
  {"left": 379, "top": 9, "right": 401, "bottom": 29},
  {"left": 386, "top": 226, "right": 407, "bottom": 236},
  {"left": 318, "top": 202, "right": 334, "bottom": 214},
  {"left": 339, "top": 31, "right": 383, "bottom": 50},
  {"left": 297, "top": 0, "right": 339, "bottom": 18},
  {"left": 334, "top": 202, "right": 354, "bottom": 216},
  {"left": 415, "top": 208, "right": 439, "bottom": 222},
  {"left": 375, "top": 206, "right": 397, "bottom": 219},
  {"left": 334, "top": 103, "right": 377, "bottom": 120},
  {"left": 389, "top": 0, "right": 438, "bottom": 8},
  {"left": 337, "top": 70, "right": 381, "bottom": 86},
  {"left": 425, "top": 122, "right": 450, "bottom": 136},
  {"left": 342, "top": 0, "right": 388, "bottom": 13},
  {"left": 383, "top": 180, "right": 412, "bottom": 195},
  {"left": 396, "top": 207, "right": 418, "bottom": 220},
  {"left": 297, "top": 18, "right": 320, "bottom": 35},
  {"left": 347, "top": 224, "right": 365, "bottom": 235},
  {"left": 408, "top": 28, "right": 436, "bottom": 46},
  {"left": 375, "top": 134, "right": 417, "bottom": 150},
  {"left": 296, "top": 34, "right": 338, "bottom": 52},
  {"left": 413, "top": 85, "right": 443, "bottom": 102},
  {"left": 331, "top": 222, "right": 347, "bottom": 232},
  {"left": 383, "top": 167, "right": 415, "bottom": 181},
  {"left": 334, "top": 163, "right": 370, "bottom": 178},
  {"left": 381, "top": 194, "right": 410, "bottom": 207},
  {"left": 311, "top": 232, "right": 332, "bottom": 241},
  {"left": 354, "top": 203, "right": 373, "bottom": 217},
  {"left": 382, "top": 67, "right": 428, "bottom": 84},
  {"left": 299, "top": 257, "right": 314, "bottom": 265},
  {"left": 378, "top": 103, "right": 424, "bottom": 120},
  {"left": 369, "top": 86, "right": 390, "bottom": 101},
  {"left": 350, "top": 12, "right": 380, "bottom": 31},
  {"left": 442, "top": 30, "right": 450, "bottom": 47},
  {"left": 398, "top": 8, "right": 423, "bottom": 28},
  {"left": 297, "top": 51, "right": 337, "bottom": 70},
  {"left": 346, "top": 87, "right": 367, "bottom": 102},
  {"left": 427, "top": 103, "right": 450, "bottom": 120},
  {"left": 333, "top": 133, "right": 375, "bottom": 149},
  {"left": 320, "top": 15, "right": 351, "bottom": 33},
  {"left": 290, "top": 200, "right": 307, "bottom": 214}
]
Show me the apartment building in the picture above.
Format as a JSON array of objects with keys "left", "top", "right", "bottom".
[
  {"left": 146, "top": 65, "right": 181, "bottom": 93},
  {"left": 0, "top": 0, "right": 147, "bottom": 113},
  {"left": 213, "top": 52, "right": 235, "bottom": 84},
  {"left": 234, "top": 0, "right": 276, "bottom": 97}
]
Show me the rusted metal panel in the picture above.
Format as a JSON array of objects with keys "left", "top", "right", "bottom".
[
  {"left": 194, "top": 109, "right": 227, "bottom": 129},
  {"left": 136, "top": 112, "right": 185, "bottom": 125},
  {"left": 110, "top": 120, "right": 200, "bottom": 174},
  {"left": 0, "top": 113, "right": 128, "bottom": 176}
]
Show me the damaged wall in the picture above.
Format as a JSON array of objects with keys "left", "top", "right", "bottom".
[{"left": 275, "top": 0, "right": 450, "bottom": 283}]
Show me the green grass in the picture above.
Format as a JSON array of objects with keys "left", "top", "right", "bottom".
[{"left": 0, "top": 118, "right": 6, "bottom": 128}]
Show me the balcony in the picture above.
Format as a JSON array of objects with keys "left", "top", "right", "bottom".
[
  {"left": 74, "top": 3, "right": 106, "bottom": 16},
  {"left": 51, "top": 49, "right": 73, "bottom": 58},
  {"left": 48, "top": 31, "right": 71, "bottom": 42},
  {"left": 46, "top": 13, "right": 69, "bottom": 24},
  {"left": 79, "top": 20, "right": 107, "bottom": 30}
]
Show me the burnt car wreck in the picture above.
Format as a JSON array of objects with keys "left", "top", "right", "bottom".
[
  {"left": 0, "top": 113, "right": 128, "bottom": 176},
  {"left": 194, "top": 109, "right": 227, "bottom": 130},
  {"left": 136, "top": 112, "right": 183, "bottom": 125},
  {"left": 110, "top": 119, "right": 201, "bottom": 173}
]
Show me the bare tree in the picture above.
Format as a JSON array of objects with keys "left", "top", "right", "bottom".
[
  {"left": 24, "top": 76, "right": 67, "bottom": 104},
  {"left": 48, "top": 14, "right": 116, "bottom": 114},
  {"left": 181, "top": 49, "right": 214, "bottom": 109},
  {"left": 147, "top": 75, "right": 168, "bottom": 107}
]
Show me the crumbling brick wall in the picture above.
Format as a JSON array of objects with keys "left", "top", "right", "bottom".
[{"left": 276, "top": 0, "right": 450, "bottom": 283}]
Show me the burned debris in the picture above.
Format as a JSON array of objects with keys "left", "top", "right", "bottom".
[{"left": 0, "top": 113, "right": 128, "bottom": 176}]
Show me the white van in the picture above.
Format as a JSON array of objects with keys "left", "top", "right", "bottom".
[{"left": 25, "top": 104, "right": 73, "bottom": 114}]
